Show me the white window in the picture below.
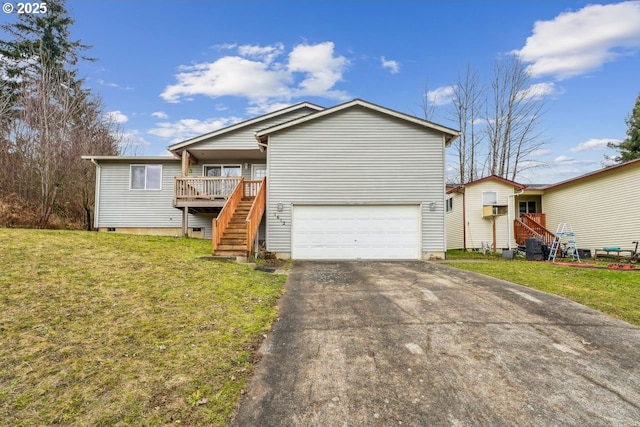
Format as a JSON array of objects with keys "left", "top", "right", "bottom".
[
  {"left": 203, "top": 165, "right": 242, "bottom": 177},
  {"left": 482, "top": 191, "right": 497, "bottom": 205},
  {"left": 130, "top": 165, "right": 162, "bottom": 190},
  {"left": 446, "top": 197, "right": 453, "bottom": 213}
]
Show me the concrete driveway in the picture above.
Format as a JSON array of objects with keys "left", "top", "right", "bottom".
[{"left": 232, "top": 261, "right": 640, "bottom": 427}]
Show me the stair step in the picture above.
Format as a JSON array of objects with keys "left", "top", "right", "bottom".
[
  {"left": 216, "top": 244, "right": 248, "bottom": 251},
  {"left": 220, "top": 236, "right": 247, "bottom": 242},
  {"left": 223, "top": 235, "right": 246, "bottom": 241},
  {"left": 213, "top": 250, "right": 247, "bottom": 257}
]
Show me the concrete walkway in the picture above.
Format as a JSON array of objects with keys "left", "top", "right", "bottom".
[{"left": 232, "top": 261, "right": 640, "bottom": 427}]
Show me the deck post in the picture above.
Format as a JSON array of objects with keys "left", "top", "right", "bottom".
[
  {"left": 182, "top": 207, "right": 189, "bottom": 237},
  {"left": 181, "top": 150, "right": 190, "bottom": 177}
]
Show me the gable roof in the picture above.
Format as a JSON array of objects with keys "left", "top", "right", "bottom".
[
  {"left": 167, "top": 102, "right": 324, "bottom": 152},
  {"left": 544, "top": 157, "right": 640, "bottom": 190},
  {"left": 255, "top": 98, "right": 460, "bottom": 146},
  {"left": 446, "top": 175, "right": 526, "bottom": 194}
]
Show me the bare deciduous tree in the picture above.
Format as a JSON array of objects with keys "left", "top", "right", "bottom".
[
  {"left": 484, "top": 56, "right": 546, "bottom": 181},
  {"left": 450, "top": 64, "right": 485, "bottom": 184},
  {"left": 431, "top": 57, "right": 548, "bottom": 184},
  {"left": 1, "top": 52, "right": 119, "bottom": 228}
]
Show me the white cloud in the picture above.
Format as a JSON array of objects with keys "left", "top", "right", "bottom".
[
  {"left": 96, "top": 79, "right": 133, "bottom": 90},
  {"left": 517, "top": 82, "right": 562, "bottom": 100},
  {"left": 570, "top": 138, "right": 620, "bottom": 152},
  {"left": 161, "top": 42, "right": 349, "bottom": 112},
  {"left": 246, "top": 102, "right": 294, "bottom": 116},
  {"left": 381, "top": 56, "right": 400, "bottom": 74},
  {"left": 238, "top": 43, "right": 284, "bottom": 64},
  {"left": 287, "top": 42, "right": 349, "bottom": 98},
  {"left": 530, "top": 149, "right": 552, "bottom": 157},
  {"left": 212, "top": 43, "right": 237, "bottom": 51},
  {"left": 514, "top": 1, "right": 640, "bottom": 79},
  {"left": 151, "top": 111, "right": 169, "bottom": 119},
  {"left": 426, "top": 85, "right": 456, "bottom": 107},
  {"left": 106, "top": 110, "right": 128, "bottom": 124},
  {"left": 148, "top": 116, "right": 242, "bottom": 143},
  {"left": 553, "top": 155, "right": 596, "bottom": 165}
]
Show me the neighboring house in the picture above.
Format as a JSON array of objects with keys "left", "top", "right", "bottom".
[
  {"left": 84, "top": 99, "right": 459, "bottom": 260},
  {"left": 446, "top": 175, "right": 525, "bottom": 251},
  {"left": 542, "top": 158, "right": 640, "bottom": 254},
  {"left": 446, "top": 158, "right": 640, "bottom": 255}
]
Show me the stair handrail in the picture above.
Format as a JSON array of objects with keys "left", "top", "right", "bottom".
[
  {"left": 245, "top": 177, "right": 266, "bottom": 256},
  {"left": 521, "top": 213, "right": 555, "bottom": 246},
  {"left": 514, "top": 219, "right": 542, "bottom": 245},
  {"left": 212, "top": 177, "right": 245, "bottom": 254}
]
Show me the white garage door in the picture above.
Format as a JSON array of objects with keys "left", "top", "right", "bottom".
[{"left": 291, "top": 205, "right": 421, "bottom": 260}]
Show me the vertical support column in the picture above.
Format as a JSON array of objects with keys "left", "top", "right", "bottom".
[
  {"left": 181, "top": 150, "right": 190, "bottom": 177},
  {"left": 182, "top": 207, "right": 189, "bottom": 237},
  {"left": 492, "top": 217, "right": 497, "bottom": 253}
]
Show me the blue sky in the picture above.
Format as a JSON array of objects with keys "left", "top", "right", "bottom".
[{"left": 3, "top": 1, "right": 640, "bottom": 183}]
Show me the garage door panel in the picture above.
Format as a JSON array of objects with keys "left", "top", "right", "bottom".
[{"left": 292, "top": 205, "right": 420, "bottom": 260}]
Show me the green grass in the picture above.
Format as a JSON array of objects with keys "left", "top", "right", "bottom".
[
  {"left": 0, "top": 228, "right": 286, "bottom": 426},
  {"left": 445, "top": 251, "right": 640, "bottom": 327}
]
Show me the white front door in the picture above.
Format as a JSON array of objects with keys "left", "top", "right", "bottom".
[
  {"left": 252, "top": 164, "right": 267, "bottom": 180},
  {"left": 291, "top": 205, "right": 421, "bottom": 260}
]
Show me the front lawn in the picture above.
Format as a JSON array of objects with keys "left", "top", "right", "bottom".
[
  {"left": 0, "top": 229, "right": 286, "bottom": 426},
  {"left": 444, "top": 251, "right": 639, "bottom": 327}
]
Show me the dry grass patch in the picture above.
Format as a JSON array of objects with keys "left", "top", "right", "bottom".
[{"left": 0, "top": 229, "right": 286, "bottom": 426}]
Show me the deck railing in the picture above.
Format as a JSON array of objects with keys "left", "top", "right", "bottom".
[
  {"left": 514, "top": 213, "right": 555, "bottom": 246},
  {"left": 174, "top": 176, "right": 242, "bottom": 204},
  {"left": 244, "top": 179, "right": 262, "bottom": 198},
  {"left": 521, "top": 213, "right": 555, "bottom": 246},
  {"left": 514, "top": 220, "right": 542, "bottom": 246},
  {"left": 522, "top": 212, "right": 546, "bottom": 228},
  {"left": 212, "top": 177, "right": 244, "bottom": 253},
  {"left": 245, "top": 177, "right": 266, "bottom": 254}
]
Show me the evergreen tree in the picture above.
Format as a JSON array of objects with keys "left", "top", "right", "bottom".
[
  {"left": 0, "top": 0, "right": 91, "bottom": 111},
  {"left": 608, "top": 92, "right": 640, "bottom": 163},
  {"left": 0, "top": 0, "right": 119, "bottom": 228}
]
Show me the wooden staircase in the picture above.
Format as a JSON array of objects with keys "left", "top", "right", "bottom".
[
  {"left": 212, "top": 177, "right": 266, "bottom": 258},
  {"left": 514, "top": 213, "right": 555, "bottom": 246},
  {"left": 214, "top": 197, "right": 254, "bottom": 256}
]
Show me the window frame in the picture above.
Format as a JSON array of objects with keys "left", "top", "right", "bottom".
[
  {"left": 202, "top": 164, "right": 243, "bottom": 177},
  {"left": 482, "top": 191, "right": 498, "bottom": 206},
  {"left": 446, "top": 197, "right": 453, "bottom": 213},
  {"left": 130, "top": 164, "right": 163, "bottom": 191},
  {"left": 519, "top": 200, "right": 537, "bottom": 215}
]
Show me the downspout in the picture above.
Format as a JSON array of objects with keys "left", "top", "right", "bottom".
[
  {"left": 507, "top": 188, "right": 524, "bottom": 250},
  {"left": 91, "top": 158, "right": 100, "bottom": 230}
]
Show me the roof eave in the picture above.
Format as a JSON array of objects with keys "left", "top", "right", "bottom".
[
  {"left": 167, "top": 101, "right": 325, "bottom": 152},
  {"left": 255, "top": 98, "right": 460, "bottom": 141}
]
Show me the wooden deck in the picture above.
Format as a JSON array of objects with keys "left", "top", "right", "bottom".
[{"left": 173, "top": 177, "right": 241, "bottom": 209}]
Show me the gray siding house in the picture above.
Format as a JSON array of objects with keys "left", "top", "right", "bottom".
[{"left": 85, "top": 99, "right": 459, "bottom": 260}]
